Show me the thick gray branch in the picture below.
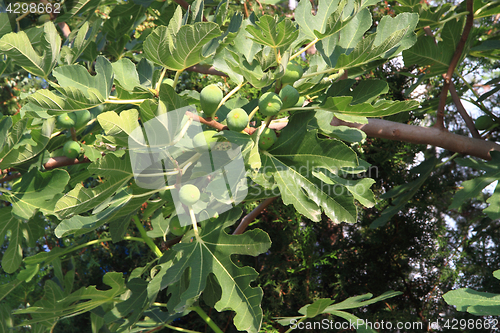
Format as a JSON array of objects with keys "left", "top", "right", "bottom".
[{"left": 331, "top": 117, "right": 500, "bottom": 160}]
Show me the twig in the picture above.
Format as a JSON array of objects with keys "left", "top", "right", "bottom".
[
  {"left": 185, "top": 111, "right": 256, "bottom": 134},
  {"left": 449, "top": 83, "right": 481, "bottom": 139},
  {"left": 233, "top": 197, "right": 277, "bottom": 235},
  {"left": 186, "top": 65, "right": 227, "bottom": 77},
  {"left": 434, "top": 0, "right": 474, "bottom": 129}
]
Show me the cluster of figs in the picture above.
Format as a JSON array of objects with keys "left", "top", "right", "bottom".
[
  {"left": 167, "top": 61, "right": 305, "bottom": 234},
  {"left": 56, "top": 110, "right": 91, "bottom": 159},
  {"left": 198, "top": 61, "right": 304, "bottom": 151}
]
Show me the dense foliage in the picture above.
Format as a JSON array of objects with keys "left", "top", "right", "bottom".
[{"left": 1, "top": 0, "right": 500, "bottom": 332}]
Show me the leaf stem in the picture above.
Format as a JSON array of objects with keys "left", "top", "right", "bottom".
[
  {"left": 173, "top": 69, "right": 183, "bottom": 89},
  {"left": 189, "top": 206, "right": 200, "bottom": 241},
  {"left": 248, "top": 106, "right": 259, "bottom": 122},
  {"left": 106, "top": 99, "right": 146, "bottom": 104},
  {"left": 163, "top": 324, "right": 202, "bottom": 333},
  {"left": 280, "top": 106, "right": 317, "bottom": 113},
  {"left": 454, "top": 69, "right": 488, "bottom": 113},
  {"left": 33, "top": 236, "right": 146, "bottom": 263},
  {"left": 156, "top": 67, "right": 168, "bottom": 91},
  {"left": 218, "top": 82, "right": 246, "bottom": 110},
  {"left": 290, "top": 37, "right": 319, "bottom": 61},
  {"left": 132, "top": 216, "right": 163, "bottom": 258},
  {"left": 435, "top": 152, "right": 459, "bottom": 168},
  {"left": 283, "top": 317, "right": 306, "bottom": 333},
  {"left": 189, "top": 306, "right": 224, "bottom": 333}
]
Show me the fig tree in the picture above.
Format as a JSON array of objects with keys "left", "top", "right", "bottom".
[
  {"left": 159, "top": 189, "right": 171, "bottom": 201},
  {"left": 63, "top": 140, "right": 81, "bottom": 159},
  {"left": 282, "top": 61, "right": 303, "bottom": 84},
  {"left": 295, "top": 96, "right": 305, "bottom": 107},
  {"left": 57, "top": 113, "right": 77, "bottom": 129},
  {"left": 38, "top": 14, "right": 51, "bottom": 24},
  {"left": 200, "top": 84, "right": 223, "bottom": 118},
  {"left": 169, "top": 215, "right": 189, "bottom": 236},
  {"left": 74, "top": 110, "right": 91, "bottom": 128},
  {"left": 258, "top": 127, "right": 277, "bottom": 150},
  {"left": 259, "top": 92, "right": 283, "bottom": 117},
  {"left": 193, "top": 130, "right": 218, "bottom": 152},
  {"left": 475, "top": 115, "right": 494, "bottom": 130},
  {"left": 178, "top": 184, "right": 200, "bottom": 206},
  {"left": 226, "top": 108, "right": 249, "bottom": 132},
  {"left": 279, "top": 85, "right": 300, "bottom": 109},
  {"left": 162, "top": 78, "right": 174, "bottom": 86}
]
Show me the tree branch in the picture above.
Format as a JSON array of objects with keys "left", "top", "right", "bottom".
[
  {"left": 449, "top": 83, "right": 481, "bottom": 139},
  {"left": 434, "top": 0, "right": 474, "bottom": 129},
  {"left": 186, "top": 65, "right": 228, "bottom": 77},
  {"left": 233, "top": 197, "right": 277, "bottom": 235},
  {"left": 331, "top": 117, "right": 500, "bottom": 160}
]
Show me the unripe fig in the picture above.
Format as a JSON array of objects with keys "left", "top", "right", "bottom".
[
  {"left": 193, "top": 130, "right": 218, "bottom": 152},
  {"left": 169, "top": 215, "right": 189, "bottom": 236},
  {"left": 74, "top": 110, "right": 91, "bottom": 128},
  {"left": 38, "top": 14, "right": 51, "bottom": 24},
  {"left": 57, "top": 113, "right": 77, "bottom": 129},
  {"left": 258, "top": 92, "right": 283, "bottom": 117},
  {"left": 279, "top": 85, "right": 300, "bottom": 109},
  {"left": 475, "top": 115, "right": 494, "bottom": 130},
  {"left": 63, "top": 140, "right": 81, "bottom": 159},
  {"left": 282, "top": 61, "right": 303, "bottom": 84},
  {"left": 226, "top": 108, "right": 249, "bottom": 132},
  {"left": 258, "top": 127, "right": 277, "bottom": 150},
  {"left": 178, "top": 184, "right": 200, "bottom": 206},
  {"left": 200, "top": 84, "right": 223, "bottom": 118}
]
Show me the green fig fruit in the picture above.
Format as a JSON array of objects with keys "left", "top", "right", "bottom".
[
  {"left": 475, "top": 115, "right": 494, "bottom": 130},
  {"left": 38, "top": 14, "right": 51, "bottom": 24},
  {"left": 178, "top": 184, "right": 201, "bottom": 206},
  {"left": 282, "top": 61, "right": 303, "bottom": 84},
  {"left": 226, "top": 108, "right": 249, "bottom": 132},
  {"left": 279, "top": 85, "right": 300, "bottom": 109},
  {"left": 193, "top": 130, "right": 218, "bottom": 152},
  {"left": 259, "top": 92, "right": 283, "bottom": 117},
  {"left": 63, "top": 141, "right": 81, "bottom": 159},
  {"left": 57, "top": 113, "right": 77, "bottom": 129},
  {"left": 169, "top": 215, "right": 190, "bottom": 236},
  {"left": 200, "top": 84, "right": 223, "bottom": 118},
  {"left": 74, "top": 110, "right": 91, "bottom": 128},
  {"left": 258, "top": 127, "right": 277, "bottom": 150}
]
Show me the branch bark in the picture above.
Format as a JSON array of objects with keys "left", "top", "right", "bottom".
[
  {"left": 186, "top": 65, "right": 227, "bottom": 77},
  {"left": 331, "top": 117, "right": 500, "bottom": 160},
  {"left": 434, "top": 0, "right": 474, "bottom": 129},
  {"left": 449, "top": 83, "right": 481, "bottom": 139},
  {"left": 233, "top": 197, "right": 277, "bottom": 235}
]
